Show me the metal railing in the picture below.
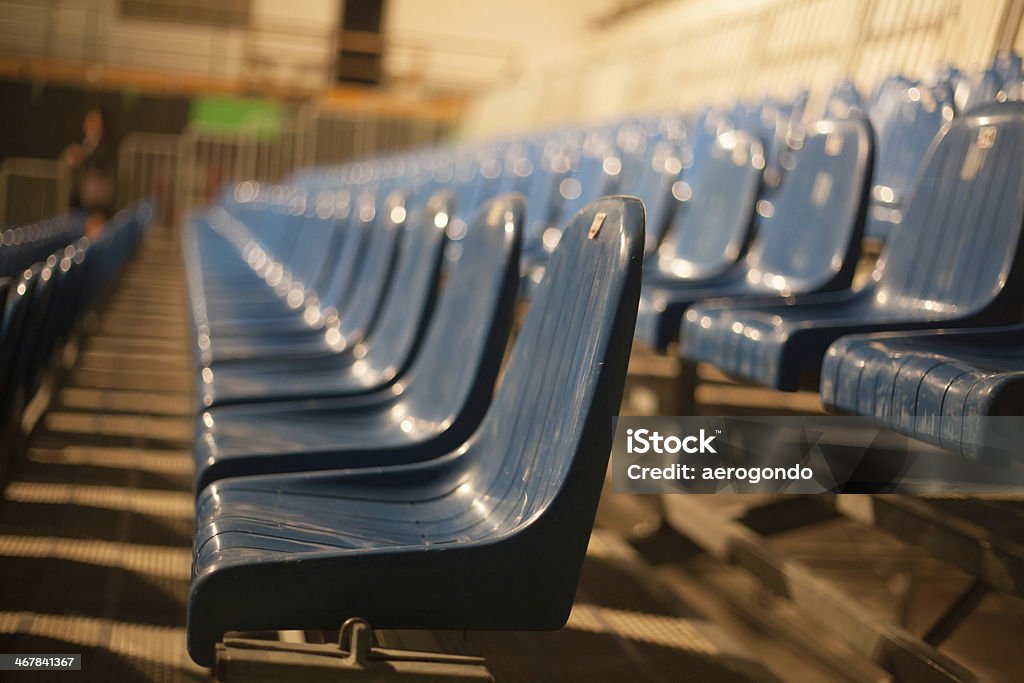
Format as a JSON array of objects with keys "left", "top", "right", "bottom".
[
  {"left": 118, "top": 133, "right": 180, "bottom": 228},
  {"left": 0, "top": 0, "right": 521, "bottom": 96},
  {"left": 0, "top": 0, "right": 336, "bottom": 92},
  {"left": 299, "top": 108, "right": 449, "bottom": 167},
  {"left": 108, "top": 110, "right": 448, "bottom": 230},
  {"left": 0, "top": 157, "right": 71, "bottom": 227}
]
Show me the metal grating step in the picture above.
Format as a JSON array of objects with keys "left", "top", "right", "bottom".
[
  {"left": 68, "top": 368, "right": 194, "bottom": 394},
  {"left": 42, "top": 412, "right": 193, "bottom": 446},
  {"left": 58, "top": 387, "right": 194, "bottom": 417}
]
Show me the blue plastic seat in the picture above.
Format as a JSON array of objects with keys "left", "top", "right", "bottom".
[
  {"left": 761, "top": 92, "right": 808, "bottom": 191},
  {"left": 191, "top": 193, "right": 524, "bottom": 490},
  {"left": 821, "top": 326, "right": 1024, "bottom": 463},
  {"left": 993, "top": 50, "right": 1022, "bottom": 89},
  {"left": 195, "top": 187, "right": 366, "bottom": 323},
  {"left": 519, "top": 142, "right": 568, "bottom": 260},
  {"left": 634, "top": 109, "right": 727, "bottom": 254},
  {"left": 0, "top": 205, "right": 150, "bottom": 432},
  {"left": 1001, "top": 77, "right": 1024, "bottom": 102},
  {"left": 186, "top": 196, "right": 644, "bottom": 666},
  {"left": 618, "top": 131, "right": 686, "bottom": 253},
  {"left": 522, "top": 140, "right": 622, "bottom": 288},
  {"left": 680, "top": 102, "right": 1024, "bottom": 392},
  {"left": 198, "top": 219, "right": 349, "bottom": 324},
  {"left": 865, "top": 81, "right": 955, "bottom": 241},
  {"left": 0, "top": 266, "right": 39, "bottom": 429},
  {"left": 924, "top": 63, "right": 962, "bottom": 92},
  {"left": 635, "top": 114, "right": 873, "bottom": 350},
  {"left": 0, "top": 214, "right": 84, "bottom": 278},
  {"left": 645, "top": 129, "right": 765, "bottom": 284},
  {"left": 822, "top": 79, "right": 863, "bottom": 119},
  {"left": 955, "top": 68, "right": 1002, "bottom": 113},
  {"left": 197, "top": 191, "right": 450, "bottom": 408},
  {"left": 200, "top": 190, "right": 407, "bottom": 364}
]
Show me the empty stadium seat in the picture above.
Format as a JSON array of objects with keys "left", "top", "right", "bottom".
[
  {"left": 955, "top": 68, "right": 1002, "bottom": 113},
  {"left": 635, "top": 114, "right": 873, "bottom": 350},
  {"left": 0, "top": 214, "right": 83, "bottom": 277},
  {"left": 0, "top": 264, "right": 39, "bottom": 429},
  {"left": 821, "top": 326, "right": 1024, "bottom": 463},
  {"left": 993, "top": 49, "right": 1023, "bottom": 88},
  {"left": 0, "top": 204, "right": 151, "bottom": 435},
  {"left": 201, "top": 200, "right": 356, "bottom": 322},
  {"left": 644, "top": 128, "right": 764, "bottom": 284},
  {"left": 865, "top": 80, "right": 955, "bottom": 241},
  {"left": 680, "top": 102, "right": 1024, "bottom": 391},
  {"left": 186, "top": 196, "right": 645, "bottom": 666},
  {"left": 196, "top": 191, "right": 451, "bottom": 407},
  {"left": 822, "top": 79, "right": 863, "bottom": 118},
  {"left": 191, "top": 193, "right": 523, "bottom": 490},
  {"left": 924, "top": 63, "right": 963, "bottom": 92},
  {"left": 617, "top": 118, "right": 687, "bottom": 253},
  {"left": 200, "top": 190, "right": 406, "bottom": 364},
  {"left": 762, "top": 91, "right": 808, "bottom": 190},
  {"left": 522, "top": 135, "right": 622, "bottom": 287}
]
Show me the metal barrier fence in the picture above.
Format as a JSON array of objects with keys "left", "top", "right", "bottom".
[
  {"left": 118, "top": 133, "right": 180, "bottom": 228},
  {"left": 112, "top": 111, "right": 448, "bottom": 230},
  {"left": 299, "top": 108, "right": 449, "bottom": 167},
  {"left": 174, "top": 129, "right": 301, "bottom": 218},
  {"left": 0, "top": 157, "right": 71, "bottom": 227},
  {"left": 3, "top": 109, "right": 446, "bottom": 230}
]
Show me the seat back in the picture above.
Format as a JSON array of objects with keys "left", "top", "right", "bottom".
[
  {"left": 0, "top": 279, "right": 12, "bottom": 337},
  {"left": 955, "top": 68, "right": 1001, "bottom": 113},
  {"left": 613, "top": 120, "right": 655, "bottom": 195},
  {"left": 621, "top": 134, "right": 684, "bottom": 252},
  {"left": 464, "top": 196, "right": 643, "bottom": 544},
  {"left": 359, "top": 191, "right": 452, "bottom": 376},
  {"left": 449, "top": 152, "right": 486, "bottom": 221},
  {"left": 742, "top": 115, "right": 872, "bottom": 293},
  {"left": 7, "top": 258, "right": 58, "bottom": 413},
  {"left": 925, "top": 63, "right": 962, "bottom": 92},
  {"left": 993, "top": 50, "right": 1022, "bottom": 87},
  {"left": 653, "top": 129, "right": 764, "bottom": 281},
  {"left": 523, "top": 145, "right": 570, "bottom": 253},
  {"left": 318, "top": 188, "right": 377, "bottom": 316},
  {"left": 866, "top": 82, "right": 955, "bottom": 240},
  {"left": 332, "top": 189, "right": 408, "bottom": 345},
  {"left": 1002, "top": 77, "right": 1024, "bottom": 102},
  {"left": 874, "top": 102, "right": 1024, "bottom": 317},
  {"left": 284, "top": 211, "right": 344, "bottom": 290},
  {"left": 400, "top": 194, "right": 523, "bottom": 425},
  {"left": 0, "top": 269, "right": 34, "bottom": 426},
  {"left": 763, "top": 91, "right": 808, "bottom": 190},
  {"left": 453, "top": 147, "right": 510, "bottom": 221},
  {"left": 307, "top": 191, "right": 353, "bottom": 296},
  {"left": 729, "top": 101, "right": 777, "bottom": 152},
  {"left": 0, "top": 214, "right": 84, "bottom": 279},
  {"left": 545, "top": 146, "right": 622, "bottom": 251},
  {"left": 823, "top": 79, "right": 863, "bottom": 119}
]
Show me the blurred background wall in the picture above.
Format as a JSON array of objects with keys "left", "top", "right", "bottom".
[
  {"left": 462, "top": 0, "right": 1024, "bottom": 137},
  {"left": 3, "top": 0, "right": 1024, "bottom": 225}
]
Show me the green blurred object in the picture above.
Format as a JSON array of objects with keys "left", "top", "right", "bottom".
[{"left": 189, "top": 97, "right": 283, "bottom": 136}]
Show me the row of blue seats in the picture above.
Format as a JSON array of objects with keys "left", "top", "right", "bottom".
[
  {"left": 0, "top": 205, "right": 152, "bottom": 442},
  {"left": 0, "top": 215, "right": 83, "bottom": 279},
  {"left": 184, "top": 187, "right": 644, "bottom": 664},
  {"left": 183, "top": 53, "right": 1024, "bottom": 663},
  {"left": 679, "top": 102, "right": 1022, "bottom": 388},
  {"left": 638, "top": 91, "right": 1024, "bottom": 463},
  {"left": 176, "top": 71, "right": 887, "bottom": 654}
]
